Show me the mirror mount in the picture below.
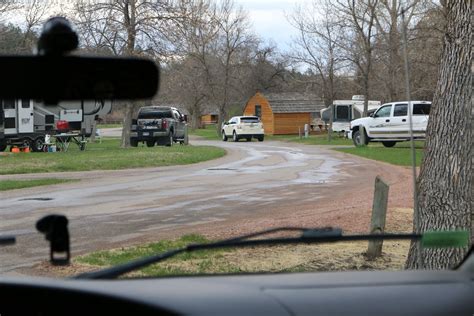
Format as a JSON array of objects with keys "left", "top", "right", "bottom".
[{"left": 37, "top": 17, "right": 79, "bottom": 56}]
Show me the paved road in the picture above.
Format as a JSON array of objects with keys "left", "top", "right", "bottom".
[{"left": 0, "top": 138, "right": 376, "bottom": 274}]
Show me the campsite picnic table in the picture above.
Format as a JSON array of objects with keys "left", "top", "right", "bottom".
[{"left": 44, "top": 133, "right": 86, "bottom": 152}]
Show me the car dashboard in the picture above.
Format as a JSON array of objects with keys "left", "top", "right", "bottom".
[{"left": 0, "top": 269, "right": 472, "bottom": 316}]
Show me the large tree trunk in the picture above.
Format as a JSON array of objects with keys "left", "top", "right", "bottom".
[{"left": 406, "top": 0, "right": 472, "bottom": 269}]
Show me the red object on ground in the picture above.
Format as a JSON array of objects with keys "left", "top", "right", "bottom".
[{"left": 56, "top": 120, "right": 70, "bottom": 132}]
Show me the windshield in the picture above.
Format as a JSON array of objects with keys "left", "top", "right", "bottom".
[
  {"left": 0, "top": 0, "right": 470, "bottom": 280},
  {"left": 138, "top": 109, "right": 173, "bottom": 119},
  {"left": 240, "top": 116, "right": 260, "bottom": 123}
]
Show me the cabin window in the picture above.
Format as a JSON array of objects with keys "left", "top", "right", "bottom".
[
  {"left": 255, "top": 105, "right": 261, "bottom": 118},
  {"left": 394, "top": 104, "right": 408, "bottom": 116}
]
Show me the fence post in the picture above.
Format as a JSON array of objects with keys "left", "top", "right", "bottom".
[
  {"left": 298, "top": 127, "right": 302, "bottom": 139},
  {"left": 367, "top": 176, "right": 389, "bottom": 260}
]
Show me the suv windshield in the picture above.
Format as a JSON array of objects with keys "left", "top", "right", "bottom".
[{"left": 240, "top": 117, "right": 260, "bottom": 123}]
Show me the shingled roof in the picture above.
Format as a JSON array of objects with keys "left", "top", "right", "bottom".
[{"left": 263, "top": 92, "right": 325, "bottom": 113}]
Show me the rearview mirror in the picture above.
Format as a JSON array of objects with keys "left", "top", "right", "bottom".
[{"left": 0, "top": 56, "right": 159, "bottom": 103}]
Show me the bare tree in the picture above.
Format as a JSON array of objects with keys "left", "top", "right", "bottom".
[
  {"left": 372, "top": 0, "right": 425, "bottom": 101},
  {"left": 211, "top": 0, "right": 257, "bottom": 131},
  {"left": 21, "top": 0, "right": 48, "bottom": 51},
  {"left": 288, "top": 0, "right": 346, "bottom": 108},
  {"left": 72, "top": 0, "right": 186, "bottom": 147},
  {"left": 405, "top": 0, "right": 472, "bottom": 269},
  {"left": 336, "top": 0, "right": 379, "bottom": 117}
]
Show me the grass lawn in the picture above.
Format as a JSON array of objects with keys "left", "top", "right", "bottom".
[
  {"left": 0, "top": 178, "right": 78, "bottom": 191},
  {"left": 190, "top": 125, "right": 353, "bottom": 145},
  {"left": 97, "top": 123, "right": 123, "bottom": 129},
  {"left": 336, "top": 141, "right": 425, "bottom": 166},
  {"left": 268, "top": 134, "right": 353, "bottom": 145},
  {"left": 0, "top": 138, "right": 225, "bottom": 175},
  {"left": 72, "top": 229, "right": 410, "bottom": 278},
  {"left": 77, "top": 234, "right": 239, "bottom": 276},
  {"left": 190, "top": 124, "right": 221, "bottom": 140}
]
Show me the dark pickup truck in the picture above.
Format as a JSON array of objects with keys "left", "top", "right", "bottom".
[{"left": 130, "top": 106, "right": 187, "bottom": 147}]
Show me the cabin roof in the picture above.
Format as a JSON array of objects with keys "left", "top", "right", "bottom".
[{"left": 262, "top": 92, "right": 325, "bottom": 113}]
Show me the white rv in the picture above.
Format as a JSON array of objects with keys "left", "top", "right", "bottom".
[
  {"left": 0, "top": 99, "right": 111, "bottom": 152},
  {"left": 321, "top": 96, "right": 381, "bottom": 133}
]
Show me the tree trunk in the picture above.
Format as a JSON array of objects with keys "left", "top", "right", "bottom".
[
  {"left": 406, "top": 0, "right": 472, "bottom": 269},
  {"left": 121, "top": 103, "right": 134, "bottom": 148}
]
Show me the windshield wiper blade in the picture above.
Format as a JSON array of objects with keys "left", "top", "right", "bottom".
[{"left": 74, "top": 227, "right": 421, "bottom": 280}]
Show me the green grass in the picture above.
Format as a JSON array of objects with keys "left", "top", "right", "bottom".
[
  {"left": 77, "top": 234, "right": 239, "bottom": 277},
  {"left": 190, "top": 124, "right": 221, "bottom": 140},
  {"left": 0, "top": 138, "right": 226, "bottom": 175},
  {"left": 97, "top": 123, "right": 123, "bottom": 128},
  {"left": 268, "top": 133, "right": 353, "bottom": 146},
  {"left": 336, "top": 142, "right": 425, "bottom": 166},
  {"left": 190, "top": 125, "right": 353, "bottom": 145},
  {"left": 0, "top": 178, "right": 77, "bottom": 191}
]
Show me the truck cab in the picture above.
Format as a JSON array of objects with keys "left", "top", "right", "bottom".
[{"left": 348, "top": 101, "right": 431, "bottom": 147}]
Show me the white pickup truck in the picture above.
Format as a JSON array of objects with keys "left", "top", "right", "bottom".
[{"left": 347, "top": 101, "right": 431, "bottom": 147}]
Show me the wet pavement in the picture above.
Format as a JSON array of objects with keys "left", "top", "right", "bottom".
[{"left": 0, "top": 138, "right": 370, "bottom": 274}]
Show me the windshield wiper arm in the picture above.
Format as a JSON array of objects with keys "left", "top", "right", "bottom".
[
  {"left": 0, "top": 235, "right": 16, "bottom": 246},
  {"left": 74, "top": 227, "right": 421, "bottom": 280}
]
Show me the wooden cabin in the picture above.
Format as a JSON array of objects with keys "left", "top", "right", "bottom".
[
  {"left": 200, "top": 113, "right": 218, "bottom": 125},
  {"left": 243, "top": 92, "right": 325, "bottom": 135},
  {"left": 200, "top": 105, "right": 219, "bottom": 126}
]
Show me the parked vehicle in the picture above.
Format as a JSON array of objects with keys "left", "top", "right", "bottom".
[
  {"left": 222, "top": 116, "right": 264, "bottom": 142},
  {"left": 321, "top": 95, "right": 381, "bottom": 133},
  {"left": 130, "top": 106, "right": 187, "bottom": 147},
  {"left": 0, "top": 99, "right": 111, "bottom": 152},
  {"left": 348, "top": 101, "right": 431, "bottom": 147}
]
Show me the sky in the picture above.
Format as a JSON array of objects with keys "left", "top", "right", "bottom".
[
  {"left": 234, "top": 0, "right": 307, "bottom": 52},
  {"left": 4, "top": 0, "right": 306, "bottom": 53}
]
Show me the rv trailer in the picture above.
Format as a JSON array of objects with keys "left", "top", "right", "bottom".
[
  {"left": 0, "top": 99, "right": 111, "bottom": 152},
  {"left": 321, "top": 95, "right": 381, "bottom": 133}
]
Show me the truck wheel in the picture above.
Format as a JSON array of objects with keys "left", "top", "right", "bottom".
[
  {"left": 382, "top": 141, "right": 396, "bottom": 148},
  {"left": 146, "top": 140, "right": 155, "bottom": 147},
  {"left": 222, "top": 131, "right": 228, "bottom": 141},
  {"left": 258, "top": 136, "right": 264, "bottom": 142},
  {"left": 233, "top": 131, "right": 239, "bottom": 142},
  {"left": 130, "top": 138, "right": 138, "bottom": 147},
  {"left": 0, "top": 143, "right": 7, "bottom": 152},
  {"left": 352, "top": 130, "right": 369, "bottom": 147},
  {"left": 32, "top": 137, "right": 45, "bottom": 152},
  {"left": 166, "top": 131, "right": 173, "bottom": 147}
]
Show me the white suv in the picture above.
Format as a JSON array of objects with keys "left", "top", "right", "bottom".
[
  {"left": 347, "top": 101, "right": 431, "bottom": 147},
  {"left": 222, "top": 116, "right": 264, "bottom": 142}
]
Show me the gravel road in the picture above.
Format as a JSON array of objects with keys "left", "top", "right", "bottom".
[{"left": 0, "top": 137, "right": 413, "bottom": 274}]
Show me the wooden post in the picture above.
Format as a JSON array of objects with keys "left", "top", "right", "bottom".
[
  {"left": 298, "top": 127, "right": 302, "bottom": 139},
  {"left": 367, "top": 176, "right": 389, "bottom": 260},
  {"left": 184, "top": 125, "right": 189, "bottom": 145}
]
